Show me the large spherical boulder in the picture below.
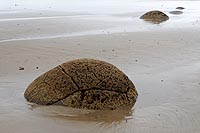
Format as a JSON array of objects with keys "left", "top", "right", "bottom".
[
  {"left": 24, "top": 59, "right": 138, "bottom": 110},
  {"left": 140, "top": 10, "right": 169, "bottom": 24}
]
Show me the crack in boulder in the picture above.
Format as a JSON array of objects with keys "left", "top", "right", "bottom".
[{"left": 58, "top": 65, "right": 81, "bottom": 90}]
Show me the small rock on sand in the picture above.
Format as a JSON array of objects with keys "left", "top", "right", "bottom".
[
  {"left": 176, "top": 7, "right": 185, "bottom": 10},
  {"left": 19, "top": 67, "right": 24, "bottom": 70}
]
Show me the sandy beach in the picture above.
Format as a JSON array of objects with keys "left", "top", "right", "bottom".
[{"left": 1, "top": 0, "right": 200, "bottom": 133}]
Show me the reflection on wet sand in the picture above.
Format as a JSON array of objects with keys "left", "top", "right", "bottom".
[{"left": 28, "top": 103, "right": 135, "bottom": 123}]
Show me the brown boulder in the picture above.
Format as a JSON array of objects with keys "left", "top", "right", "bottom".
[
  {"left": 24, "top": 59, "right": 138, "bottom": 110},
  {"left": 140, "top": 10, "right": 169, "bottom": 24}
]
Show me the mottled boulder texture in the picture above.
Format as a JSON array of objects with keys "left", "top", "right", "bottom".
[
  {"left": 140, "top": 10, "right": 169, "bottom": 24},
  {"left": 24, "top": 59, "right": 138, "bottom": 110}
]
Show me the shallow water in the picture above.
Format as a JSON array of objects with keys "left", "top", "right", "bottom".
[{"left": 1, "top": 0, "right": 200, "bottom": 133}]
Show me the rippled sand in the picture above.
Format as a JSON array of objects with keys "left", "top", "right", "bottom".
[{"left": 1, "top": 0, "right": 200, "bottom": 133}]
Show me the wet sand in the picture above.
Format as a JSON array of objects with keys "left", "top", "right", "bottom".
[{"left": 1, "top": 0, "right": 200, "bottom": 133}]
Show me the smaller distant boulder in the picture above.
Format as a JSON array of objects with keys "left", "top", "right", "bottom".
[
  {"left": 169, "top": 11, "right": 183, "bottom": 15},
  {"left": 176, "top": 7, "right": 185, "bottom": 10},
  {"left": 140, "top": 10, "right": 169, "bottom": 24}
]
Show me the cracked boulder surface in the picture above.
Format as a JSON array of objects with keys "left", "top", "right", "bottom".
[
  {"left": 24, "top": 59, "right": 138, "bottom": 110},
  {"left": 140, "top": 10, "right": 169, "bottom": 24}
]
